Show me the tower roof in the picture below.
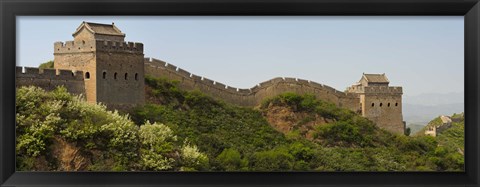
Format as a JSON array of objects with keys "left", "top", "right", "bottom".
[
  {"left": 73, "top": 21, "right": 125, "bottom": 37},
  {"left": 361, "top": 73, "right": 390, "bottom": 83}
]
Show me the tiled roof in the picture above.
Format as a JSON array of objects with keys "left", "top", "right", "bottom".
[
  {"left": 73, "top": 22, "right": 125, "bottom": 36},
  {"left": 362, "top": 73, "right": 390, "bottom": 83}
]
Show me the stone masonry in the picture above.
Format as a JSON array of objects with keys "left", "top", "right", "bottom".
[{"left": 15, "top": 22, "right": 405, "bottom": 134}]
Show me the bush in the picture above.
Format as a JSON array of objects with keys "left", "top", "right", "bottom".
[
  {"left": 215, "top": 148, "right": 248, "bottom": 171},
  {"left": 180, "top": 143, "right": 209, "bottom": 171},
  {"left": 38, "top": 60, "right": 54, "bottom": 70},
  {"left": 16, "top": 86, "right": 207, "bottom": 171},
  {"left": 250, "top": 147, "right": 295, "bottom": 171}
]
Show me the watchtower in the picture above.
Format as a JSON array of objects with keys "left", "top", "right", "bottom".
[
  {"left": 53, "top": 22, "right": 145, "bottom": 107},
  {"left": 347, "top": 73, "right": 405, "bottom": 134}
]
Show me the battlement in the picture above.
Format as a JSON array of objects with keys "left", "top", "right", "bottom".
[
  {"left": 95, "top": 40, "right": 144, "bottom": 53},
  {"left": 363, "top": 86, "right": 402, "bottom": 94},
  {"left": 347, "top": 85, "right": 402, "bottom": 94},
  {"left": 16, "top": 66, "right": 86, "bottom": 96},
  {"left": 54, "top": 40, "right": 143, "bottom": 54},
  {"left": 54, "top": 40, "right": 96, "bottom": 54},
  {"left": 144, "top": 57, "right": 356, "bottom": 99},
  {"left": 16, "top": 66, "right": 84, "bottom": 80}
]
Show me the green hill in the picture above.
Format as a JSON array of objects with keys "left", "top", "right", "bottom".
[
  {"left": 16, "top": 86, "right": 207, "bottom": 171},
  {"left": 15, "top": 76, "right": 465, "bottom": 171},
  {"left": 407, "top": 123, "right": 427, "bottom": 135}
]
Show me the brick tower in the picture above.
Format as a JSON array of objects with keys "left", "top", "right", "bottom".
[
  {"left": 347, "top": 73, "right": 405, "bottom": 134},
  {"left": 53, "top": 22, "right": 145, "bottom": 107}
]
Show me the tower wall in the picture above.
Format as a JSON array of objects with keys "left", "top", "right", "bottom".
[
  {"left": 359, "top": 86, "right": 404, "bottom": 134},
  {"left": 53, "top": 39, "right": 145, "bottom": 107},
  {"left": 54, "top": 40, "right": 97, "bottom": 103},
  {"left": 95, "top": 40, "right": 145, "bottom": 107}
]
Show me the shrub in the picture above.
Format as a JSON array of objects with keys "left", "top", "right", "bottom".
[{"left": 215, "top": 148, "right": 248, "bottom": 171}]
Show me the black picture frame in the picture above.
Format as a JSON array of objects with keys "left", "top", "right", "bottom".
[{"left": 1, "top": 0, "right": 479, "bottom": 186}]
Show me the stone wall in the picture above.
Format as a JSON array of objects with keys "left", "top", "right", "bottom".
[
  {"left": 16, "top": 67, "right": 86, "bottom": 95},
  {"left": 54, "top": 39, "right": 145, "bottom": 106},
  {"left": 95, "top": 50, "right": 145, "bottom": 106},
  {"left": 361, "top": 93, "right": 404, "bottom": 134},
  {"left": 54, "top": 40, "right": 97, "bottom": 103},
  {"left": 144, "top": 58, "right": 359, "bottom": 111}
]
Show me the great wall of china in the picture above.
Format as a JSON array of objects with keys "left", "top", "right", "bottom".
[
  {"left": 15, "top": 21, "right": 405, "bottom": 134},
  {"left": 16, "top": 67, "right": 86, "bottom": 95},
  {"left": 144, "top": 58, "right": 360, "bottom": 111}
]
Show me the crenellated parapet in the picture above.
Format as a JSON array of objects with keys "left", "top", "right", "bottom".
[
  {"left": 16, "top": 67, "right": 84, "bottom": 80},
  {"left": 363, "top": 86, "right": 402, "bottom": 94},
  {"left": 54, "top": 40, "right": 143, "bottom": 54},
  {"left": 347, "top": 85, "right": 402, "bottom": 94},
  {"left": 144, "top": 57, "right": 359, "bottom": 109},
  {"left": 95, "top": 40, "right": 143, "bottom": 53},
  {"left": 54, "top": 40, "right": 96, "bottom": 54},
  {"left": 16, "top": 66, "right": 86, "bottom": 95}
]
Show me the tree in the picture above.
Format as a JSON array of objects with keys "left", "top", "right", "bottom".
[
  {"left": 39, "top": 60, "right": 54, "bottom": 70},
  {"left": 180, "top": 143, "right": 209, "bottom": 171},
  {"left": 216, "top": 148, "right": 248, "bottom": 171},
  {"left": 138, "top": 121, "right": 177, "bottom": 171},
  {"left": 405, "top": 127, "right": 411, "bottom": 136}
]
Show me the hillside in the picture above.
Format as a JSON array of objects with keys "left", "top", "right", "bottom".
[
  {"left": 416, "top": 113, "right": 464, "bottom": 154},
  {"left": 131, "top": 76, "right": 464, "bottom": 171},
  {"left": 15, "top": 76, "right": 465, "bottom": 171},
  {"left": 436, "top": 113, "right": 465, "bottom": 156},
  {"left": 407, "top": 123, "right": 427, "bottom": 135},
  {"left": 16, "top": 86, "right": 208, "bottom": 171}
]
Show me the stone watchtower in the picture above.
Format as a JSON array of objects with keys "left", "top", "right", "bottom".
[
  {"left": 347, "top": 73, "right": 405, "bottom": 134},
  {"left": 54, "top": 22, "right": 145, "bottom": 107}
]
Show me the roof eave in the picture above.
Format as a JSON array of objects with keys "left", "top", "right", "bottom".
[
  {"left": 94, "top": 33, "right": 126, "bottom": 37},
  {"left": 72, "top": 22, "right": 96, "bottom": 37}
]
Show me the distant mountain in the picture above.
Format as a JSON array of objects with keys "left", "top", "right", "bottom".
[
  {"left": 403, "top": 92, "right": 464, "bottom": 106},
  {"left": 403, "top": 103, "right": 464, "bottom": 126},
  {"left": 406, "top": 124, "right": 426, "bottom": 135},
  {"left": 403, "top": 92, "right": 464, "bottom": 127}
]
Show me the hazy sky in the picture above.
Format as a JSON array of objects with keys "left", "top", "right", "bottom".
[{"left": 17, "top": 16, "right": 464, "bottom": 96}]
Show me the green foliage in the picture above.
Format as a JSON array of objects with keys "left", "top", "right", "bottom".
[
  {"left": 145, "top": 75, "right": 183, "bottom": 105},
  {"left": 434, "top": 115, "right": 465, "bottom": 171},
  {"left": 17, "top": 76, "right": 464, "bottom": 171},
  {"left": 180, "top": 143, "right": 209, "bottom": 171},
  {"left": 315, "top": 120, "right": 376, "bottom": 147},
  {"left": 259, "top": 92, "right": 464, "bottom": 171},
  {"left": 38, "top": 60, "right": 54, "bottom": 70},
  {"left": 16, "top": 86, "right": 208, "bottom": 171},
  {"left": 215, "top": 148, "right": 249, "bottom": 171},
  {"left": 138, "top": 121, "right": 176, "bottom": 170},
  {"left": 405, "top": 127, "right": 411, "bottom": 136},
  {"left": 133, "top": 77, "right": 288, "bottom": 169},
  {"left": 250, "top": 147, "right": 295, "bottom": 171}
]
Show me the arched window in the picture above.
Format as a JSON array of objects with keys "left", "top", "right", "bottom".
[
  {"left": 371, "top": 103, "right": 375, "bottom": 107},
  {"left": 395, "top": 103, "right": 398, "bottom": 106},
  {"left": 103, "top": 72, "right": 107, "bottom": 79},
  {"left": 388, "top": 103, "right": 391, "bottom": 107},
  {"left": 380, "top": 103, "right": 383, "bottom": 107},
  {"left": 125, "top": 73, "right": 128, "bottom": 80},
  {"left": 114, "top": 72, "right": 117, "bottom": 80},
  {"left": 85, "top": 72, "right": 90, "bottom": 79},
  {"left": 135, "top": 73, "right": 138, "bottom": 81}
]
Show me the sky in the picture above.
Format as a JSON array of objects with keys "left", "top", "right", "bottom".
[{"left": 17, "top": 16, "right": 464, "bottom": 97}]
